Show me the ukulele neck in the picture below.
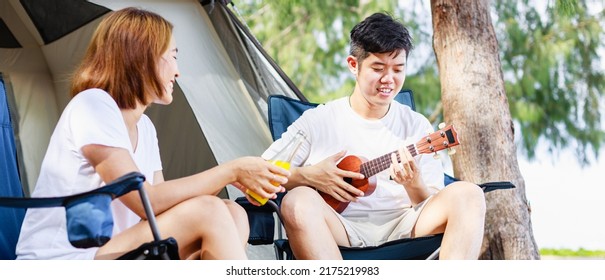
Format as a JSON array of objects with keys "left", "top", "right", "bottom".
[{"left": 359, "top": 144, "right": 417, "bottom": 178}]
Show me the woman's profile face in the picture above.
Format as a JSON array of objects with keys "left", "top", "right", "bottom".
[{"left": 155, "top": 35, "right": 180, "bottom": 105}]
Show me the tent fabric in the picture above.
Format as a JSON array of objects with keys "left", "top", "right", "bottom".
[
  {"left": 221, "top": 5, "right": 306, "bottom": 102},
  {"left": 91, "top": 1, "right": 280, "bottom": 200},
  {"left": 145, "top": 83, "right": 220, "bottom": 183},
  {"left": 20, "top": 0, "right": 110, "bottom": 44},
  {"left": 0, "top": 0, "right": 95, "bottom": 192},
  {"left": 0, "top": 18, "right": 21, "bottom": 48},
  {"left": 1, "top": 0, "right": 302, "bottom": 199},
  {"left": 0, "top": 75, "right": 25, "bottom": 260},
  {"left": 1, "top": 0, "right": 303, "bottom": 259}
]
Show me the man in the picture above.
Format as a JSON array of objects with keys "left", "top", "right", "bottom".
[{"left": 262, "top": 12, "right": 486, "bottom": 260}]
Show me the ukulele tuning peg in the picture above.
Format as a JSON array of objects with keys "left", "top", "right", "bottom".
[
  {"left": 448, "top": 148, "right": 456, "bottom": 155},
  {"left": 438, "top": 122, "right": 446, "bottom": 130},
  {"left": 433, "top": 152, "right": 440, "bottom": 159}
]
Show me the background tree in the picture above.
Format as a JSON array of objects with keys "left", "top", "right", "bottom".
[{"left": 431, "top": 0, "right": 538, "bottom": 259}]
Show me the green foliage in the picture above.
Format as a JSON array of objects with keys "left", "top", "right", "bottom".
[
  {"left": 541, "top": 247, "right": 605, "bottom": 257},
  {"left": 405, "top": 67, "right": 442, "bottom": 122},
  {"left": 233, "top": 0, "right": 605, "bottom": 166},
  {"left": 496, "top": 0, "right": 605, "bottom": 165},
  {"left": 233, "top": 0, "right": 435, "bottom": 103},
  {"left": 236, "top": 0, "right": 369, "bottom": 102},
  {"left": 556, "top": 0, "right": 578, "bottom": 16}
]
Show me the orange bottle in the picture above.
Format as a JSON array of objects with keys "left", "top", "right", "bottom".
[{"left": 246, "top": 130, "right": 306, "bottom": 205}]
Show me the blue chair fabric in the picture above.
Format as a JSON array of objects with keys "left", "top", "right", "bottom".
[{"left": 0, "top": 76, "right": 25, "bottom": 260}]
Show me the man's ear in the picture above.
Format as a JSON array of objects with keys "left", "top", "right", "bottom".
[{"left": 346, "top": 55, "right": 358, "bottom": 75}]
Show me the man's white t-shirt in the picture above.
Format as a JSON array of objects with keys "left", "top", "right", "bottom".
[
  {"left": 262, "top": 97, "right": 444, "bottom": 218},
  {"left": 16, "top": 88, "right": 162, "bottom": 259}
]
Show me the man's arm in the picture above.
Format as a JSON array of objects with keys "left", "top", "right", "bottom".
[{"left": 283, "top": 150, "right": 365, "bottom": 203}]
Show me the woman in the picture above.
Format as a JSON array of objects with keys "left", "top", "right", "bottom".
[{"left": 16, "top": 7, "right": 287, "bottom": 260}]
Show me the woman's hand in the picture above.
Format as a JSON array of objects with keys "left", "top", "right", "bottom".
[
  {"left": 231, "top": 156, "right": 289, "bottom": 202},
  {"left": 232, "top": 182, "right": 261, "bottom": 206}
]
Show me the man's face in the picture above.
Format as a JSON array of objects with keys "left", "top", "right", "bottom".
[{"left": 348, "top": 50, "right": 407, "bottom": 107}]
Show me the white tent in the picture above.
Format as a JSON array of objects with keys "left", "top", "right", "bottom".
[
  {"left": 1, "top": 0, "right": 305, "bottom": 259},
  {"left": 0, "top": 0, "right": 304, "bottom": 196}
]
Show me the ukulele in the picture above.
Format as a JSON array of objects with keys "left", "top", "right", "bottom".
[{"left": 319, "top": 124, "right": 460, "bottom": 213}]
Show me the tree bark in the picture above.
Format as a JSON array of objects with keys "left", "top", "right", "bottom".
[{"left": 430, "top": 0, "right": 540, "bottom": 259}]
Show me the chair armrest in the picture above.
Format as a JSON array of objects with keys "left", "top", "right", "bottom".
[
  {"left": 0, "top": 172, "right": 145, "bottom": 209},
  {"left": 444, "top": 173, "right": 515, "bottom": 193},
  {"left": 0, "top": 172, "right": 147, "bottom": 249},
  {"left": 479, "top": 181, "right": 516, "bottom": 193}
]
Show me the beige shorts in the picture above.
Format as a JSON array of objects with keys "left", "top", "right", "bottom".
[{"left": 334, "top": 196, "right": 433, "bottom": 248}]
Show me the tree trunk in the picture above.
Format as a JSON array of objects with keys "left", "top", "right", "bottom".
[{"left": 430, "top": 0, "right": 540, "bottom": 259}]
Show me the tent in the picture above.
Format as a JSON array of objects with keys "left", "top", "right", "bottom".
[
  {"left": 1, "top": 0, "right": 304, "bottom": 258},
  {"left": 0, "top": 0, "right": 304, "bottom": 194}
]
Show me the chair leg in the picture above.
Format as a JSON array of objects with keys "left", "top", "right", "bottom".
[
  {"left": 137, "top": 187, "right": 171, "bottom": 260},
  {"left": 138, "top": 188, "right": 162, "bottom": 240},
  {"left": 266, "top": 200, "right": 288, "bottom": 260},
  {"left": 274, "top": 243, "right": 285, "bottom": 260},
  {"left": 426, "top": 247, "right": 440, "bottom": 260}
]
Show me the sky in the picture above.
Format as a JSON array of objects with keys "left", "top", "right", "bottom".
[
  {"left": 521, "top": 148, "right": 605, "bottom": 250},
  {"left": 440, "top": 141, "right": 605, "bottom": 251},
  {"left": 520, "top": 14, "right": 605, "bottom": 250}
]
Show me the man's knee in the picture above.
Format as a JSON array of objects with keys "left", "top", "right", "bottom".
[
  {"left": 447, "top": 181, "right": 486, "bottom": 214},
  {"left": 281, "top": 187, "right": 320, "bottom": 224}
]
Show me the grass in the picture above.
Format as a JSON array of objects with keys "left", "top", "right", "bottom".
[{"left": 540, "top": 248, "right": 605, "bottom": 258}]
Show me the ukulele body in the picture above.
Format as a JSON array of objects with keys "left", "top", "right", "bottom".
[
  {"left": 316, "top": 124, "right": 460, "bottom": 213},
  {"left": 319, "top": 155, "right": 377, "bottom": 213}
]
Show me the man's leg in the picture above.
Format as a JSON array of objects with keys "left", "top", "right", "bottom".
[
  {"left": 280, "top": 187, "right": 350, "bottom": 260},
  {"left": 412, "top": 181, "right": 486, "bottom": 259}
]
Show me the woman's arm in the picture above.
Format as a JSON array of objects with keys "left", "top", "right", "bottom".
[{"left": 82, "top": 144, "right": 290, "bottom": 218}]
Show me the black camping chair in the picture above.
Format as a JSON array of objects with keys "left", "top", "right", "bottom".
[
  {"left": 0, "top": 76, "right": 178, "bottom": 260},
  {"left": 236, "top": 89, "right": 515, "bottom": 260}
]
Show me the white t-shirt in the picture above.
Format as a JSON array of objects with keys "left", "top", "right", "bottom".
[
  {"left": 16, "top": 88, "right": 162, "bottom": 260},
  {"left": 262, "top": 97, "right": 444, "bottom": 218}
]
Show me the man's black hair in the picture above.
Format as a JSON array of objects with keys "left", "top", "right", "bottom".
[{"left": 349, "top": 12, "right": 413, "bottom": 64}]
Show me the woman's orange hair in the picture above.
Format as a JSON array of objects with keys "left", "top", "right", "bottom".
[{"left": 71, "top": 7, "right": 173, "bottom": 109}]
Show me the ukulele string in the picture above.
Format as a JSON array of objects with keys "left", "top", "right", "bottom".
[{"left": 361, "top": 144, "right": 416, "bottom": 177}]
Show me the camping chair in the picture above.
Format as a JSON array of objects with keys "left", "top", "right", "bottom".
[
  {"left": 0, "top": 76, "right": 178, "bottom": 260},
  {"left": 236, "top": 89, "right": 515, "bottom": 260}
]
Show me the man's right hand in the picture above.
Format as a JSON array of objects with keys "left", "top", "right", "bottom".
[{"left": 297, "top": 150, "right": 365, "bottom": 202}]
